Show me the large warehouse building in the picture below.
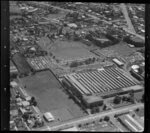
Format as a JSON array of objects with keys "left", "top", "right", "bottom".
[
  {"left": 62, "top": 65, "right": 141, "bottom": 108},
  {"left": 118, "top": 114, "right": 144, "bottom": 132}
]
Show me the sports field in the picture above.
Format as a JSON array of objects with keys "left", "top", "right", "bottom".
[
  {"left": 52, "top": 41, "right": 96, "bottom": 61},
  {"left": 37, "top": 39, "right": 96, "bottom": 61},
  {"left": 20, "top": 70, "right": 86, "bottom": 121}
]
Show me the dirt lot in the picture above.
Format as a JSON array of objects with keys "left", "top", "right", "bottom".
[{"left": 20, "top": 70, "right": 86, "bottom": 121}]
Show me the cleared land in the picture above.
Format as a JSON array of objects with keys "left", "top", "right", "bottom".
[{"left": 20, "top": 70, "right": 86, "bottom": 122}]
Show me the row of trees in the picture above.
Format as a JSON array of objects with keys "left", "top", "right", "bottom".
[
  {"left": 113, "top": 91, "right": 135, "bottom": 104},
  {"left": 90, "top": 104, "right": 107, "bottom": 114},
  {"left": 70, "top": 57, "right": 96, "bottom": 67},
  {"left": 78, "top": 115, "right": 110, "bottom": 128}
]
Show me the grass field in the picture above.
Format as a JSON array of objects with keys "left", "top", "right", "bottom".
[
  {"left": 52, "top": 40, "right": 96, "bottom": 61},
  {"left": 83, "top": 122, "right": 119, "bottom": 132},
  {"left": 135, "top": 107, "right": 144, "bottom": 117},
  {"left": 134, "top": 91, "right": 144, "bottom": 102},
  {"left": 99, "top": 41, "right": 141, "bottom": 57},
  {"left": 9, "top": 2, "right": 21, "bottom": 14},
  {"left": 20, "top": 70, "right": 86, "bottom": 121},
  {"left": 37, "top": 39, "right": 96, "bottom": 61},
  {"left": 12, "top": 53, "right": 32, "bottom": 75}
]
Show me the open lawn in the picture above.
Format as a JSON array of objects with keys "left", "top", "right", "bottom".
[
  {"left": 9, "top": 2, "right": 21, "bottom": 14},
  {"left": 37, "top": 39, "right": 96, "bottom": 61},
  {"left": 100, "top": 41, "right": 141, "bottom": 57},
  {"left": 12, "top": 53, "right": 32, "bottom": 75},
  {"left": 135, "top": 107, "right": 144, "bottom": 117},
  {"left": 134, "top": 91, "right": 144, "bottom": 102},
  {"left": 20, "top": 70, "right": 86, "bottom": 121},
  {"left": 52, "top": 40, "right": 96, "bottom": 61},
  {"left": 84, "top": 122, "right": 119, "bottom": 132}
]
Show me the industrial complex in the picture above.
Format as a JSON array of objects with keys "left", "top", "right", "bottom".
[{"left": 9, "top": 1, "right": 144, "bottom": 132}]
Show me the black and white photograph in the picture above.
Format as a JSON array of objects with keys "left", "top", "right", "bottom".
[{"left": 2, "top": 1, "right": 146, "bottom": 131}]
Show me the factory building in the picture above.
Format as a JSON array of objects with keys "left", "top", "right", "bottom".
[
  {"left": 62, "top": 65, "right": 138, "bottom": 108},
  {"left": 130, "top": 64, "right": 144, "bottom": 81},
  {"left": 112, "top": 58, "right": 124, "bottom": 67},
  {"left": 10, "top": 60, "right": 18, "bottom": 78},
  {"left": 82, "top": 95, "right": 103, "bottom": 108},
  {"left": 118, "top": 114, "right": 144, "bottom": 132}
]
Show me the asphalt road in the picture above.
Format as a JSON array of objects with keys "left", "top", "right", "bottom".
[
  {"left": 120, "top": 4, "right": 136, "bottom": 34},
  {"left": 123, "top": 28, "right": 145, "bottom": 41},
  {"left": 31, "top": 2, "right": 144, "bottom": 41},
  {"left": 49, "top": 103, "right": 143, "bottom": 131}
]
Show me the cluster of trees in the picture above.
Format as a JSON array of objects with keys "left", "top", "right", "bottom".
[
  {"left": 25, "top": 48, "right": 48, "bottom": 58},
  {"left": 90, "top": 104, "right": 107, "bottom": 114},
  {"left": 113, "top": 91, "right": 135, "bottom": 104},
  {"left": 105, "top": 33, "right": 120, "bottom": 44},
  {"left": 123, "top": 36, "right": 144, "bottom": 47},
  {"left": 70, "top": 57, "right": 96, "bottom": 67},
  {"left": 30, "top": 96, "right": 37, "bottom": 106},
  {"left": 91, "top": 107, "right": 100, "bottom": 114}
]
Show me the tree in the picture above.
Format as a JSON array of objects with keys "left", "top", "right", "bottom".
[
  {"left": 99, "top": 118, "right": 103, "bottom": 122},
  {"left": 91, "top": 108, "right": 95, "bottom": 114},
  {"left": 129, "top": 90, "right": 134, "bottom": 98},
  {"left": 78, "top": 124, "right": 82, "bottom": 128},
  {"left": 103, "top": 105, "right": 107, "bottom": 110},
  {"left": 136, "top": 108, "right": 140, "bottom": 112},
  {"left": 92, "top": 57, "right": 96, "bottom": 62},
  {"left": 31, "top": 97, "right": 35, "bottom": 103},
  {"left": 104, "top": 116, "right": 110, "bottom": 122},
  {"left": 122, "top": 96, "right": 128, "bottom": 102},
  {"left": 113, "top": 95, "right": 121, "bottom": 104},
  {"left": 70, "top": 62, "right": 78, "bottom": 67},
  {"left": 114, "top": 114, "right": 118, "bottom": 118},
  {"left": 132, "top": 114, "right": 135, "bottom": 117},
  {"left": 33, "top": 101, "right": 37, "bottom": 106},
  {"left": 95, "top": 107, "right": 100, "bottom": 113}
]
